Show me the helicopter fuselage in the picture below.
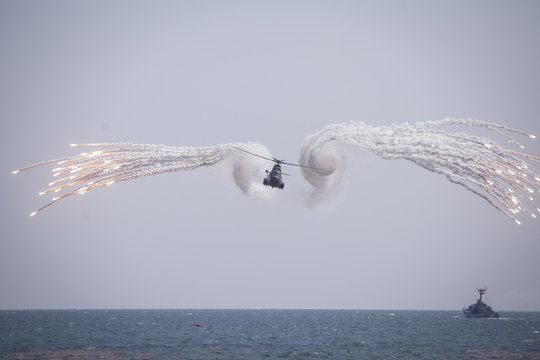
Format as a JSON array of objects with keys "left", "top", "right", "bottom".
[
  {"left": 263, "top": 164, "right": 284, "bottom": 189},
  {"left": 231, "top": 145, "right": 318, "bottom": 191}
]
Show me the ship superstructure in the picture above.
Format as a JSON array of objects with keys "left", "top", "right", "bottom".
[{"left": 463, "top": 287, "right": 500, "bottom": 318}]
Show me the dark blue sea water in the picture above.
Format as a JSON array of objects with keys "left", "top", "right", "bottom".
[{"left": 1, "top": 310, "right": 539, "bottom": 359}]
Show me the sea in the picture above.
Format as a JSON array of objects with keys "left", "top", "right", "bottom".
[{"left": 1, "top": 310, "right": 539, "bottom": 359}]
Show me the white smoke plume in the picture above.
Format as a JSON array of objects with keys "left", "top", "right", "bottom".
[
  {"left": 13, "top": 141, "right": 273, "bottom": 216},
  {"left": 299, "top": 133, "right": 346, "bottom": 204},
  {"left": 226, "top": 142, "right": 275, "bottom": 199},
  {"left": 299, "top": 118, "right": 540, "bottom": 224},
  {"left": 13, "top": 118, "right": 539, "bottom": 223}
]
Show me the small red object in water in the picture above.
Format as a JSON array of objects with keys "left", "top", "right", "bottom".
[{"left": 193, "top": 323, "right": 201, "bottom": 327}]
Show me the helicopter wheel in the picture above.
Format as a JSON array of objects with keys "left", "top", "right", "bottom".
[{"left": 280, "top": 184, "right": 284, "bottom": 189}]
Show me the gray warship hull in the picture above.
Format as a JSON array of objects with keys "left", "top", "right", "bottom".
[
  {"left": 463, "top": 287, "right": 499, "bottom": 318},
  {"left": 462, "top": 307, "right": 500, "bottom": 318}
]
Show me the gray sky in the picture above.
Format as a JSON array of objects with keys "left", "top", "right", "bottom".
[{"left": 1, "top": 0, "right": 539, "bottom": 311}]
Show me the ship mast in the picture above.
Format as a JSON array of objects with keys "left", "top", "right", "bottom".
[{"left": 477, "top": 287, "right": 487, "bottom": 302}]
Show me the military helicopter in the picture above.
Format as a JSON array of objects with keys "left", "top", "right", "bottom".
[{"left": 232, "top": 146, "right": 318, "bottom": 189}]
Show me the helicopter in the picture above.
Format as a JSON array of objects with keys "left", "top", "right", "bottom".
[{"left": 232, "top": 146, "right": 318, "bottom": 189}]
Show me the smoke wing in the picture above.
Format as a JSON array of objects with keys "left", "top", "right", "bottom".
[
  {"left": 299, "top": 118, "right": 540, "bottom": 224},
  {"left": 13, "top": 141, "right": 273, "bottom": 216},
  {"left": 13, "top": 118, "right": 540, "bottom": 223}
]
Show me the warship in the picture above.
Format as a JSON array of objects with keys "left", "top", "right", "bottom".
[{"left": 463, "top": 287, "right": 500, "bottom": 318}]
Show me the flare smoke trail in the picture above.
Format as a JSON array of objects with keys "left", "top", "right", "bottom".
[
  {"left": 12, "top": 118, "right": 540, "bottom": 224},
  {"left": 12, "top": 142, "right": 272, "bottom": 216},
  {"left": 299, "top": 118, "right": 540, "bottom": 224}
]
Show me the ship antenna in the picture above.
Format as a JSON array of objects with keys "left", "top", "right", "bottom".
[{"left": 477, "top": 287, "right": 487, "bottom": 302}]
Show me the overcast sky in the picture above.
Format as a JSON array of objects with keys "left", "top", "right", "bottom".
[{"left": 1, "top": 0, "right": 539, "bottom": 311}]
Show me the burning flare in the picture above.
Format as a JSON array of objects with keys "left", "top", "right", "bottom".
[
  {"left": 299, "top": 118, "right": 540, "bottom": 224},
  {"left": 13, "top": 142, "right": 272, "bottom": 216},
  {"left": 13, "top": 118, "right": 539, "bottom": 224}
]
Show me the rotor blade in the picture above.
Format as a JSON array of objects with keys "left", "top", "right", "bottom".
[
  {"left": 231, "top": 146, "right": 275, "bottom": 163},
  {"left": 280, "top": 160, "right": 320, "bottom": 171},
  {"left": 282, "top": 173, "right": 290, "bottom": 176},
  {"left": 232, "top": 146, "right": 321, "bottom": 170}
]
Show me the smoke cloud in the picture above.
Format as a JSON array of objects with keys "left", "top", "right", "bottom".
[
  {"left": 13, "top": 141, "right": 274, "bottom": 215},
  {"left": 299, "top": 118, "right": 540, "bottom": 223},
  {"left": 228, "top": 142, "right": 274, "bottom": 199},
  {"left": 298, "top": 131, "right": 346, "bottom": 205},
  {"left": 13, "top": 118, "right": 540, "bottom": 223}
]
